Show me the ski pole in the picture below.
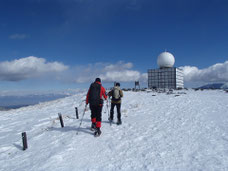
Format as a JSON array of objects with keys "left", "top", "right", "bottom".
[
  {"left": 106, "top": 99, "right": 109, "bottom": 118},
  {"left": 76, "top": 105, "right": 87, "bottom": 135}
]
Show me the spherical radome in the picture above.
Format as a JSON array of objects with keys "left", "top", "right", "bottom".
[{"left": 157, "top": 52, "right": 175, "bottom": 68}]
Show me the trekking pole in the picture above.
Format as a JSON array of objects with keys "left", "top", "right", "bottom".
[
  {"left": 104, "top": 100, "right": 107, "bottom": 114},
  {"left": 107, "top": 98, "right": 112, "bottom": 126},
  {"left": 106, "top": 99, "right": 109, "bottom": 117},
  {"left": 76, "top": 105, "right": 87, "bottom": 135}
]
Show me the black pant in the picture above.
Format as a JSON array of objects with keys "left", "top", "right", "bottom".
[
  {"left": 90, "top": 105, "right": 102, "bottom": 122},
  {"left": 110, "top": 103, "right": 121, "bottom": 120}
]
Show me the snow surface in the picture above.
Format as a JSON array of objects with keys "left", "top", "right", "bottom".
[{"left": 1, "top": 89, "right": 228, "bottom": 171}]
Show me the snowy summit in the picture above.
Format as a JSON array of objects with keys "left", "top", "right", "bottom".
[{"left": 0, "top": 89, "right": 228, "bottom": 170}]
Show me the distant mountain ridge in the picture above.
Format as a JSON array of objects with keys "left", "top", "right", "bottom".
[
  {"left": 198, "top": 83, "right": 228, "bottom": 89},
  {"left": 0, "top": 94, "right": 69, "bottom": 110},
  {"left": 0, "top": 89, "right": 85, "bottom": 110}
]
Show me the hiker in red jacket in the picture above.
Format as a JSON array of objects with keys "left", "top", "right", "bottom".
[{"left": 86, "top": 78, "right": 107, "bottom": 137}]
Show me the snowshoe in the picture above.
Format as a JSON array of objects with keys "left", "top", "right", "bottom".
[
  {"left": 94, "top": 128, "right": 102, "bottom": 137},
  {"left": 117, "top": 119, "right": 122, "bottom": 125},
  {"left": 91, "top": 123, "right": 96, "bottom": 131}
]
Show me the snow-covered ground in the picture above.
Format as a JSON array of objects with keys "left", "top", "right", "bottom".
[{"left": 0, "top": 89, "right": 228, "bottom": 171}]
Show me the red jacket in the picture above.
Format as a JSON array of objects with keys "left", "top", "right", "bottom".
[{"left": 86, "top": 82, "right": 107, "bottom": 105}]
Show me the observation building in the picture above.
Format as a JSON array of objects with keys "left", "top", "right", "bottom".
[{"left": 148, "top": 52, "right": 184, "bottom": 89}]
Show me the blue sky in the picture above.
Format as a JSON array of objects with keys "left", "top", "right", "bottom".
[{"left": 0, "top": 0, "right": 228, "bottom": 91}]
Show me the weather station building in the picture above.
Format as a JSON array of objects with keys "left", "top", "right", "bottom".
[{"left": 148, "top": 52, "right": 184, "bottom": 89}]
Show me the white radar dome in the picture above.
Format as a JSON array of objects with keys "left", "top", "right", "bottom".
[{"left": 157, "top": 52, "right": 175, "bottom": 68}]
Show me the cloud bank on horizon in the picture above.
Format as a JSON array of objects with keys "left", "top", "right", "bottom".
[
  {"left": 0, "top": 56, "right": 68, "bottom": 81},
  {"left": 180, "top": 61, "right": 228, "bottom": 83},
  {"left": 73, "top": 61, "right": 147, "bottom": 83},
  {"left": 0, "top": 56, "right": 228, "bottom": 87}
]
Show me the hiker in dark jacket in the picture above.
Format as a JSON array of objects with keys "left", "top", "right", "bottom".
[
  {"left": 86, "top": 78, "right": 107, "bottom": 136},
  {"left": 108, "top": 82, "right": 123, "bottom": 125}
]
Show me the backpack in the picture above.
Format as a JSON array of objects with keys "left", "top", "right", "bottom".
[
  {"left": 88, "top": 82, "right": 102, "bottom": 105},
  {"left": 113, "top": 87, "right": 120, "bottom": 101}
]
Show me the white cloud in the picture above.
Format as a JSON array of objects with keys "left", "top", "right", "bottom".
[
  {"left": 126, "top": 0, "right": 142, "bottom": 11},
  {"left": 140, "top": 73, "right": 148, "bottom": 82},
  {"left": 0, "top": 56, "right": 69, "bottom": 81},
  {"left": 180, "top": 61, "right": 228, "bottom": 83},
  {"left": 72, "top": 61, "right": 145, "bottom": 83},
  {"left": 100, "top": 70, "right": 140, "bottom": 82},
  {"left": 104, "top": 62, "right": 133, "bottom": 70},
  {"left": 9, "top": 34, "right": 30, "bottom": 40},
  {"left": 74, "top": 60, "right": 228, "bottom": 86}
]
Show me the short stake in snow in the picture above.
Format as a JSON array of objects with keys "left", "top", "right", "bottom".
[
  {"left": 22, "top": 132, "right": 28, "bottom": 151},
  {"left": 58, "top": 113, "right": 64, "bottom": 128},
  {"left": 75, "top": 107, "right": 79, "bottom": 119}
]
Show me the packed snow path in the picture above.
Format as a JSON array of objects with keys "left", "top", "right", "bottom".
[{"left": 0, "top": 90, "right": 228, "bottom": 171}]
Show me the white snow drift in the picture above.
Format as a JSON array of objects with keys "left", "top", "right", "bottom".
[{"left": 0, "top": 90, "right": 228, "bottom": 170}]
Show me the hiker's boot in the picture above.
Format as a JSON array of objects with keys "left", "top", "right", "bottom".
[
  {"left": 117, "top": 119, "right": 122, "bottom": 125},
  {"left": 94, "top": 127, "right": 102, "bottom": 137},
  {"left": 108, "top": 117, "right": 113, "bottom": 122},
  {"left": 91, "top": 123, "right": 96, "bottom": 131}
]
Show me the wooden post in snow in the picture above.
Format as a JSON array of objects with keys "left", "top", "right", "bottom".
[
  {"left": 75, "top": 107, "right": 79, "bottom": 119},
  {"left": 22, "top": 132, "right": 28, "bottom": 150},
  {"left": 58, "top": 113, "right": 64, "bottom": 128}
]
